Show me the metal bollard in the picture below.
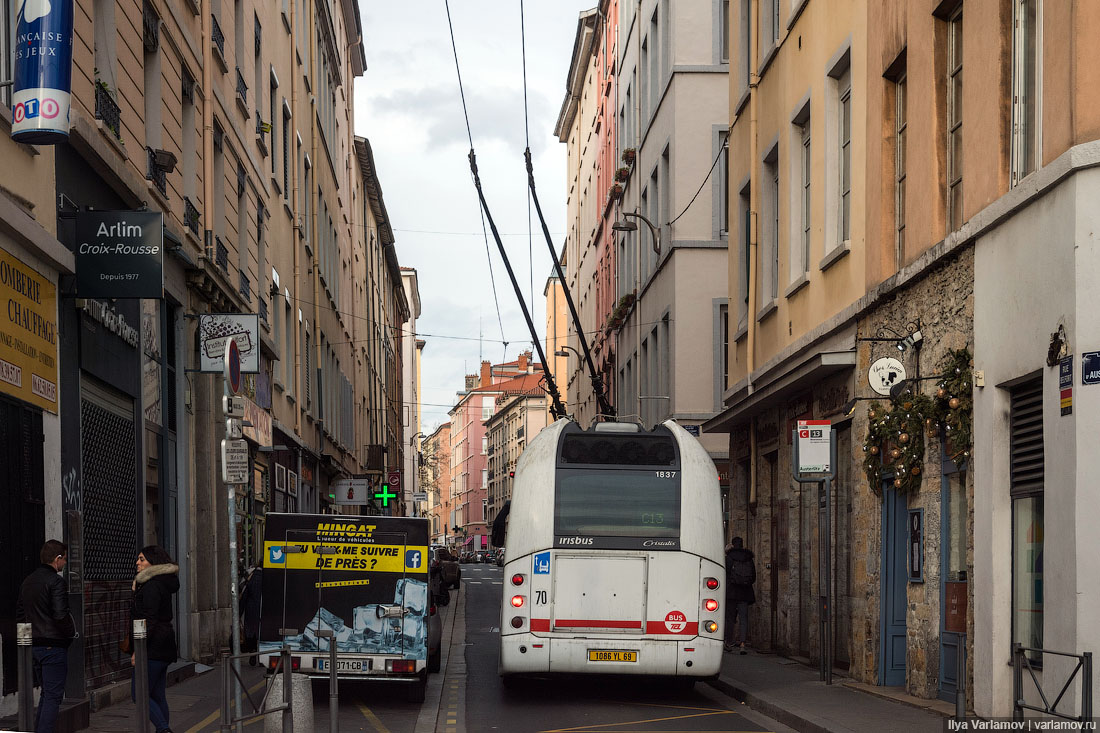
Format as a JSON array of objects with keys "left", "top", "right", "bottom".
[
  {"left": 133, "top": 619, "right": 149, "bottom": 732},
  {"left": 282, "top": 645, "right": 293, "bottom": 733},
  {"left": 17, "top": 622, "right": 33, "bottom": 732},
  {"left": 316, "top": 630, "right": 339, "bottom": 733}
]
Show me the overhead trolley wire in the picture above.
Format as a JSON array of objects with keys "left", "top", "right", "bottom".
[
  {"left": 443, "top": 0, "right": 568, "bottom": 420},
  {"left": 443, "top": 0, "right": 508, "bottom": 351}
]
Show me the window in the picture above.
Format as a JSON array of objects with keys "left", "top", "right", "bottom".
[
  {"left": 947, "top": 8, "right": 963, "bottom": 232},
  {"left": 839, "top": 69, "right": 852, "bottom": 244},
  {"left": 800, "top": 123, "right": 811, "bottom": 275},
  {"left": 482, "top": 403, "right": 492, "bottom": 421},
  {"left": 0, "top": 0, "right": 13, "bottom": 106},
  {"left": 481, "top": 435, "right": 488, "bottom": 454},
  {"left": 762, "top": 145, "right": 779, "bottom": 304},
  {"left": 237, "top": 163, "right": 249, "bottom": 290},
  {"left": 1011, "top": 0, "right": 1039, "bottom": 185},
  {"left": 715, "top": 302, "right": 729, "bottom": 408},
  {"left": 720, "top": 0, "right": 730, "bottom": 63},
  {"left": 719, "top": 133, "right": 730, "bottom": 237},
  {"left": 895, "top": 74, "right": 907, "bottom": 266},
  {"left": 282, "top": 104, "right": 290, "bottom": 200},
  {"left": 270, "top": 72, "right": 278, "bottom": 176},
  {"left": 1010, "top": 378, "right": 1043, "bottom": 658},
  {"left": 283, "top": 301, "right": 294, "bottom": 396},
  {"left": 790, "top": 99, "right": 811, "bottom": 281},
  {"left": 739, "top": 0, "right": 750, "bottom": 92},
  {"left": 482, "top": 468, "right": 488, "bottom": 489},
  {"left": 738, "top": 184, "right": 751, "bottom": 324}
]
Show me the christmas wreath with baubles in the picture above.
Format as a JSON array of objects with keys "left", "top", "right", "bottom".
[{"left": 862, "top": 348, "right": 973, "bottom": 493}]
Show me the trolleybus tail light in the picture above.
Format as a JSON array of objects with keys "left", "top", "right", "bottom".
[
  {"left": 704, "top": 598, "right": 719, "bottom": 612},
  {"left": 386, "top": 659, "right": 416, "bottom": 674},
  {"left": 704, "top": 620, "right": 719, "bottom": 634},
  {"left": 705, "top": 577, "right": 720, "bottom": 590},
  {"left": 510, "top": 616, "right": 524, "bottom": 629},
  {"left": 511, "top": 595, "right": 526, "bottom": 608},
  {"left": 511, "top": 573, "right": 525, "bottom": 586}
]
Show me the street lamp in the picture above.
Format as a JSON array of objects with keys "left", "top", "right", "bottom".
[{"left": 612, "top": 211, "right": 661, "bottom": 255}]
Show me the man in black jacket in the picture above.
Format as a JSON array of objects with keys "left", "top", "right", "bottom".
[{"left": 16, "top": 539, "right": 76, "bottom": 733}]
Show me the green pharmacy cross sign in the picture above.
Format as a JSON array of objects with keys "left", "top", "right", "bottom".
[{"left": 374, "top": 483, "right": 396, "bottom": 507}]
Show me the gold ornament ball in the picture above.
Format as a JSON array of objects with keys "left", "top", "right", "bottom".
[
  {"left": 899, "top": 432, "right": 910, "bottom": 444},
  {"left": 937, "top": 387, "right": 947, "bottom": 399},
  {"left": 869, "top": 446, "right": 880, "bottom": 456},
  {"left": 903, "top": 401, "right": 913, "bottom": 410},
  {"left": 949, "top": 397, "right": 961, "bottom": 409},
  {"left": 868, "top": 409, "right": 877, "bottom": 419},
  {"left": 890, "top": 448, "right": 902, "bottom": 459},
  {"left": 911, "top": 465, "right": 922, "bottom": 476},
  {"left": 894, "top": 478, "right": 904, "bottom": 489}
]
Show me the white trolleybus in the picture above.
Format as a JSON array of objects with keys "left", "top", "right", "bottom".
[{"left": 499, "top": 419, "right": 725, "bottom": 685}]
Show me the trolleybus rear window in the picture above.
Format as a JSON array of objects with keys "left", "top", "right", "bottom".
[{"left": 554, "top": 469, "right": 680, "bottom": 540}]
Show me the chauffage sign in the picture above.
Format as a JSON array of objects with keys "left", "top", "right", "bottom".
[{"left": 75, "top": 211, "right": 164, "bottom": 299}]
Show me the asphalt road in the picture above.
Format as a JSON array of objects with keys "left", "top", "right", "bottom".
[{"left": 458, "top": 561, "right": 791, "bottom": 733}]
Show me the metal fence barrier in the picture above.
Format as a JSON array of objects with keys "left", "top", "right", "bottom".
[
  {"left": 220, "top": 644, "right": 294, "bottom": 733},
  {"left": 1012, "top": 642, "right": 1093, "bottom": 722}
]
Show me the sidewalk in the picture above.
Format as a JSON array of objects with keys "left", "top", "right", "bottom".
[{"left": 708, "top": 649, "right": 952, "bottom": 733}]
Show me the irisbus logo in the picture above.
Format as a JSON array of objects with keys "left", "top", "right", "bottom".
[{"left": 557, "top": 536, "right": 593, "bottom": 546}]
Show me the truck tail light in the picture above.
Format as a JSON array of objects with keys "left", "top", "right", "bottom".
[
  {"left": 704, "top": 599, "right": 719, "bottom": 612},
  {"left": 511, "top": 595, "right": 525, "bottom": 608},
  {"left": 704, "top": 621, "right": 718, "bottom": 634},
  {"left": 705, "top": 577, "right": 720, "bottom": 590},
  {"left": 386, "top": 659, "right": 416, "bottom": 674}
]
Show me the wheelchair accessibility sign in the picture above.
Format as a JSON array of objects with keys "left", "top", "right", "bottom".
[{"left": 534, "top": 551, "right": 550, "bottom": 575}]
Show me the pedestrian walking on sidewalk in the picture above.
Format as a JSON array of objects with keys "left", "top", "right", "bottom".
[
  {"left": 129, "top": 545, "right": 180, "bottom": 733},
  {"left": 16, "top": 539, "right": 77, "bottom": 733},
  {"left": 724, "top": 537, "right": 755, "bottom": 654},
  {"left": 239, "top": 565, "right": 262, "bottom": 665}
]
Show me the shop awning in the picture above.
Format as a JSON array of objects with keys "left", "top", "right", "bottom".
[{"left": 462, "top": 537, "right": 473, "bottom": 546}]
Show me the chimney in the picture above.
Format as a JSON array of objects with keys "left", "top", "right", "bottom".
[
  {"left": 518, "top": 351, "right": 528, "bottom": 372},
  {"left": 464, "top": 374, "right": 477, "bottom": 391},
  {"left": 480, "top": 360, "right": 492, "bottom": 387}
]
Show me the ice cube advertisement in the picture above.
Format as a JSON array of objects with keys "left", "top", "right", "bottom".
[{"left": 260, "top": 514, "right": 430, "bottom": 659}]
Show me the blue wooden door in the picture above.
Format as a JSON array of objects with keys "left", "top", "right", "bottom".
[{"left": 880, "top": 486, "right": 907, "bottom": 686}]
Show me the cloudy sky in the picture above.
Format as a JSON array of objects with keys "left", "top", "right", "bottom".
[{"left": 354, "top": 1, "right": 595, "bottom": 432}]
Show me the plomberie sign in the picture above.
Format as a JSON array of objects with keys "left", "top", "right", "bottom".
[{"left": 75, "top": 211, "right": 163, "bottom": 298}]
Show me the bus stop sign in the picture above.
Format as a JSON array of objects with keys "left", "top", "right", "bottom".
[{"left": 796, "top": 420, "right": 831, "bottom": 474}]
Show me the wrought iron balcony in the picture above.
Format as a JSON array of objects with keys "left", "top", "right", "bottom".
[
  {"left": 235, "top": 67, "right": 247, "bottom": 106},
  {"left": 214, "top": 236, "right": 228, "bottom": 272},
  {"left": 183, "top": 197, "right": 200, "bottom": 235},
  {"left": 211, "top": 14, "right": 225, "bottom": 58},
  {"left": 258, "top": 293, "right": 268, "bottom": 325},
  {"left": 238, "top": 270, "right": 251, "bottom": 301},
  {"left": 94, "top": 83, "right": 121, "bottom": 140},
  {"left": 142, "top": 0, "right": 159, "bottom": 52},
  {"left": 146, "top": 147, "right": 167, "bottom": 195}
]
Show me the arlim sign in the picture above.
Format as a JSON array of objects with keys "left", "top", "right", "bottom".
[{"left": 75, "top": 211, "right": 163, "bottom": 298}]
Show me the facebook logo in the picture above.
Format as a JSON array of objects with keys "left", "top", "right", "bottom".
[{"left": 405, "top": 550, "right": 422, "bottom": 569}]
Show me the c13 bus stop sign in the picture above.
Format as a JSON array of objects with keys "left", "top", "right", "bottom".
[
  {"left": 797, "top": 420, "right": 831, "bottom": 474},
  {"left": 224, "top": 338, "right": 241, "bottom": 395}
]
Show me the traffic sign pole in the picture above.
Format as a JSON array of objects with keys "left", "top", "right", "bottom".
[{"left": 222, "top": 338, "right": 243, "bottom": 732}]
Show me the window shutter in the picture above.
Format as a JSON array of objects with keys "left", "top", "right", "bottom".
[{"left": 1009, "top": 378, "right": 1043, "bottom": 496}]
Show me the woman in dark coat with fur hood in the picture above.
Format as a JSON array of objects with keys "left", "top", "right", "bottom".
[{"left": 129, "top": 545, "right": 179, "bottom": 733}]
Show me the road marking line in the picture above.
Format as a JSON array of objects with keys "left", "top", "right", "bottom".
[
  {"left": 184, "top": 678, "right": 267, "bottom": 733},
  {"left": 357, "top": 702, "right": 393, "bottom": 733},
  {"left": 540, "top": 709, "right": 735, "bottom": 732}
]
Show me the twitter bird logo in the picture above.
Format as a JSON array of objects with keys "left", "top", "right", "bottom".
[{"left": 269, "top": 546, "right": 285, "bottom": 564}]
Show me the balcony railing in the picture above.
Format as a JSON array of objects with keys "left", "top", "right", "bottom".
[
  {"left": 235, "top": 67, "right": 247, "bottom": 106},
  {"left": 211, "top": 14, "right": 225, "bottom": 57},
  {"left": 238, "top": 271, "right": 251, "bottom": 301},
  {"left": 214, "top": 236, "right": 228, "bottom": 272},
  {"left": 142, "top": 1, "right": 159, "bottom": 52},
  {"left": 146, "top": 147, "right": 167, "bottom": 195},
  {"left": 183, "top": 197, "right": 200, "bottom": 235},
  {"left": 94, "top": 83, "right": 121, "bottom": 140},
  {"left": 258, "top": 294, "right": 268, "bottom": 325}
]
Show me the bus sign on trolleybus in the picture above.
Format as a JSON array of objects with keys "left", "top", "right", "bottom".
[{"left": 796, "top": 420, "right": 831, "bottom": 474}]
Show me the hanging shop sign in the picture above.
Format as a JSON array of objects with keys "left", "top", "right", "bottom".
[
  {"left": 199, "top": 313, "right": 259, "bottom": 373},
  {"left": 0, "top": 246, "right": 58, "bottom": 412},
  {"left": 333, "top": 477, "right": 372, "bottom": 506},
  {"left": 868, "top": 357, "right": 906, "bottom": 397},
  {"left": 11, "top": 0, "right": 74, "bottom": 144},
  {"left": 75, "top": 211, "right": 164, "bottom": 298},
  {"left": 241, "top": 395, "right": 271, "bottom": 447}
]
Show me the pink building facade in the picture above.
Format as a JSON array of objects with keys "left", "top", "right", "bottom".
[{"left": 447, "top": 354, "right": 537, "bottom": 550}]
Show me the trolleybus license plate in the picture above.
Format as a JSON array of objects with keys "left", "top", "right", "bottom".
[
  {"left": 588, "top": 650, "right": 637, "bottom": 662},
  {"left": 315, "top": 658, "right": 369, "bottom": 672}
]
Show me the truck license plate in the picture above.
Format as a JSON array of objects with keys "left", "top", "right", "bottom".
[
  {"left": 587, "top": 650, "right": 637, "bottom": 662},
  {"left": 315, "top": 658, "right": 369, "bottom": 672}
]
